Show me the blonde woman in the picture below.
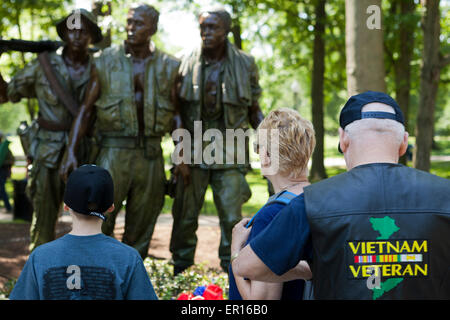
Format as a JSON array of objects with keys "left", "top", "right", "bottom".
[{"left": 229, "top": 108, "right": 315, "bottom": 300}]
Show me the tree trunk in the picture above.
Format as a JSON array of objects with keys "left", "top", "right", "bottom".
[
  {"left": 345, "top": 0, "right": 386, "bottom": 95},
  {"left": 92, "top": 1, "right": 111, "bottom": 49},
  {"left": 394, "top": 0, "right": 416, "bottom": 165},
  {"left": 231, "top": 21, "right": 242, "bottom": 50},
  {"left": 310, "top": 0, "right": 327, "bottom": 181},
  {"left": 413, "top": 0, "right": 441, "bottom": 172},
  {"left": 230, "top": 1, "right": 243, "bottom": 50}
]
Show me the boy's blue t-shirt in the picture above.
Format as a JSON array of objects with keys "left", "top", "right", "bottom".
[
  {"left": 10, "top": 233, "right": 158, "bottom": 300},
  {"left": 229, "top": 192, "right": 307, "bottom": 300}
]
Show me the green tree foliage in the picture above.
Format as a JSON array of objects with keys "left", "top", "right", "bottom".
[
  {"left": 0, "top": 0, "right": 447, "bottom": 146},
  {"left": 0, "top": 0, "right": 74, "bottom": 133}
]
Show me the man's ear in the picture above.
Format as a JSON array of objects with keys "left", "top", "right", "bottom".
[
  {"left": 399, "top": 131, "right": 409, "bottom": 157},
  {"left": 106, "top": 204, "right": 115, "bottom": 213},
  {"left": 339, "top": 127, "right": 349, "bottom": 153},
  {"left": 63, "top": 203, "right": 70, "bottom": 212},
  {"left": 149, "top": 20, "right": 158, "bottom": 37}
]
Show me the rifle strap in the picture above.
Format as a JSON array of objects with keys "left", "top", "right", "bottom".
[
  {"left": 38, "top": 51, "right": 79, "bottom": 117},
  {"left": 37, "top": 117, "right": 71, "bottom": 132}
]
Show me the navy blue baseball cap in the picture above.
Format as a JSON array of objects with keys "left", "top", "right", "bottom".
[
  {"left": 338, "top": 91, "right": 405, "bottom": 153},
  {"left": 64, "top": 164, "right": 114, "bottom": 221}
]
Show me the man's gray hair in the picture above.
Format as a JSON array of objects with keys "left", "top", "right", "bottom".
[
  {"left": 199, "top": 7, "right": 232, "bottom": 33},
  {"left": 345, "top": 103, "right": 405, "bottom": 146}
]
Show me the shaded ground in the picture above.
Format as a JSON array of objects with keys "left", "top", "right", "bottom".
[{"left": 0, "top": 213, "right": 221, "bottom": 291}]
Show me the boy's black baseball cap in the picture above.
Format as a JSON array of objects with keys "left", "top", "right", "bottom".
[
  {"left": 338, "top": 91, "right": 405, "bottom": 153},
  {"left": 64, "top": 164, "right": 114, "bottom": 221}
]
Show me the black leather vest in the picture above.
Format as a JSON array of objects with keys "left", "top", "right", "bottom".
[{"left": 304, "top": 163, "right": 450, "bottom": 299}]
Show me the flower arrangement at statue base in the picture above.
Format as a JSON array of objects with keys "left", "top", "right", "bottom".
[
  {"left": 143, "top": 257, "right": 229, "bottom": 300},
  {"left": 177, "top": 284, "right": 224, "bottom": 300}
]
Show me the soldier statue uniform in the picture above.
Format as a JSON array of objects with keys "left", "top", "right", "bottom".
[
  {"left": 0, "top": 9, "right": 102, "bottom": 251},
  {"left": 170, "top": 8, "right": 264, "bottom": 273},
  {"left": 61, "top": 4, "right": 182, "bottom": 259}
]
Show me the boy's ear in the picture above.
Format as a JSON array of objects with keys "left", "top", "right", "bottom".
[{"left": 63, "top": 203, "right": 70, "bottom": 211}]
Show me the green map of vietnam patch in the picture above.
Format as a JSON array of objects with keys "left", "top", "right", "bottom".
[
  {"left": 369, "top": 216, "right": 403, "bottom": 300},
  {"left": 370, "top": 216, "right": 400, "bottom": 240}
]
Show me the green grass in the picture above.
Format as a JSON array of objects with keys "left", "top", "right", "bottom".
[
  {"left": 5, "top": 136, "right": 25, "bottom": 157},
  {"left": 0, "top": 219, "right": 29, "bottom": 224},
  {"left": 160, "top": 168, "right": 269, "bottom": 217},
  {"left": 431, "top": 136, "right": 450, "bottom": 157},
  {"left": 430, "top": 161, "right": 450, "bottom": 179},
  {"left": 324, "top": 135, "right": 341, "bottom": 158}
]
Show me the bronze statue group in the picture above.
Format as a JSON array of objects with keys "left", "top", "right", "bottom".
[
  {"left": 0, "top": 5, "right": 262, "bottom": 275},
  {"left": 1, "top": 4, "right": 449, "bottom": 301}
]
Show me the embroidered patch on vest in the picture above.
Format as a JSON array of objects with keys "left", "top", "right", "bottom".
[{"left": 346, "top": 216, "right": 429, "bottom": 300}]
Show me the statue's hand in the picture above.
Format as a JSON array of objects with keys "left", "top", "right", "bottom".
[
  {"left": 60, "top": 150, "right": 78, "bottom": 183},
  {"left": 173, "top": 163, "right": 191, "bottom": 187}
]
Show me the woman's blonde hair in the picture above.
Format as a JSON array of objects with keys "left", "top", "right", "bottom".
[{"left": 256, "top": 108, "right": 316, "bottom": 178}]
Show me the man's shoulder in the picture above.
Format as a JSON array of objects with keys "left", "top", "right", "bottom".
[
  {"left": 155, "top": 48, "right": 181, "bottom": 67},
  {"left": 233, "top": 46, "right": 256, "bottom": 62},
  {"left": 305, "top": 169, "right": 350, "bottom": 191},
  {"left": 227, "top": 42, "right": 257, "bottom": 67},
  {"left": 179, "top": 46, "right": 201, "bottom": 68},
  {"left": 93, "top": 44, "right": 124, "bottom": 65},
  {"left": 402, "top": 165, "right": 449, "bottom": 184},
  {"left": 10, "top": 56, "right": 40, "bottom": 81}
]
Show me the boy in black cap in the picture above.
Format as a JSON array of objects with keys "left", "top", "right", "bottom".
[
  {"left": 10, "top": 165, "right": 158, "bottom": 300},
  {"left": 232, "top": 91, "right": 450, "bottom": 300}
]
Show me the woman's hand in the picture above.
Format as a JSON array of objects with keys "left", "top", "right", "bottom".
[{"left": 231, "top": 218, "right": 252, "bottom": 255}]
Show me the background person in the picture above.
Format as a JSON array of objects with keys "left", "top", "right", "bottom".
[
  {"left": 0, "top": 132, "right": 14, "bottom": 212},
  {"left": 229, "top": 108, "right": 314, "bottom": 300},
  {"left": 10, "top": 164, "right": 158, "bottom": 300},
  {"left": 232, "top": 91, "right": 450, "bottom": 299}
]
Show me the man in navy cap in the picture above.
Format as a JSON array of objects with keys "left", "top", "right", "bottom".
[
  {"left": 231, "top": 91, "right": 450, "bottom": 300},
  {"left": 10, "top": 165, "right": 158, "bottom": 300}
]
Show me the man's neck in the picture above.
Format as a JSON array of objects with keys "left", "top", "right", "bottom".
[
  {"left": 345, "top": 148, "right": 399, "bottom": 170},
  {"left": 202, "top": 42, "right": 226, "bottom": 64},
  {"left": 126, "top": 40, "right": 153, "bottom": 60},
  {"left": 63, "top": 46, "right": 89, "bottom": 67}
]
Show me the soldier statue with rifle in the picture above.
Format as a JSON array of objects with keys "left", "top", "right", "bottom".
[
  {"left": 0, "top": 9, "right": 103, "bottom": 252},
  {"left": 60, "top": 4, "right": 184, "bottom": 259},
  {"left": 169, "top": 8, "right": 264, "bottom": 274}
]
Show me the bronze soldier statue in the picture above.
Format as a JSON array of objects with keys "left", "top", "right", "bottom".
[
  {"left": 60, "top": 4, "right": 184, "bottom": 259},
  {"left": 170, "top": 8, "right": 264, "bottom": 274},
  {"left": 0, "top": 9, "right": 102, "bottom": 251}
]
